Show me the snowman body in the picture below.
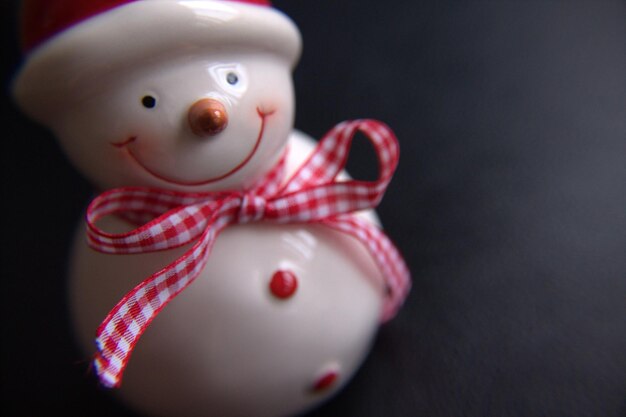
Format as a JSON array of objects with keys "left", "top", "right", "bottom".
[
  {"left": 55, "top": 42, "right": 383, "bottom": 417},
  {"left": 14, "top": 2, "right": 403, "bottom": 417},
  {"left": 69, "top": 132, "right": 383, "bottom": 417}
]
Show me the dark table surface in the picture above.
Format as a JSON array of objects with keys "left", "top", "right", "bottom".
[{"left": 2, "top": 1, "right": 625, "bottom": 416}]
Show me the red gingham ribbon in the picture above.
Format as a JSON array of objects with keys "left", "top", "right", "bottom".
[{"left": 86, "top": 119, "right": 411, "bottom": 388}]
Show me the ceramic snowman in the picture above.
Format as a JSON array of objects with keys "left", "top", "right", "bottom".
[{"left": 13, "top": 1, "right": 410, "bottom": 416}]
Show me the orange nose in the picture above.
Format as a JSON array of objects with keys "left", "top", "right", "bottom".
[{"left": 188, "top": 98, "right": 228, "bottom": 137}]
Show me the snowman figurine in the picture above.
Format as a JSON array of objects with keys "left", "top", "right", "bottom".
[{"left": 13, "top": 1, "right": 410, "bottom": 417}]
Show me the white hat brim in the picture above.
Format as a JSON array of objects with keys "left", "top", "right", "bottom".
[{"left": 13, "top": 0, "right": 301, "bottom": 125}]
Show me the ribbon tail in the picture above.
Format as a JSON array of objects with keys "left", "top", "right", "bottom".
[
  {"left": 93, "top": 224, "right": 217, "bottom": 388},
  {"left": 322, "top": 215, "right": 411, "bottom": 322}
]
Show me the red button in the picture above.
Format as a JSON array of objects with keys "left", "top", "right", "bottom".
[
  {"left": 269, "top": 270, "right": 298, "bottom": 299},
  {"left": 312, "top": 370, "right": 339, "bottom": 392}
]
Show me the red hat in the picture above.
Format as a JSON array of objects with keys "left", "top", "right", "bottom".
[
  {"left": 20, "top": 0, "right": 274, "bottom": 52},
  {"left": 14, "top": 0, "right": 301, "bottom": 124}
]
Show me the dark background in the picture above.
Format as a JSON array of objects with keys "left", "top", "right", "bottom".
[{"left": 2, "top": 1, "right": 625, "bottom": 416}]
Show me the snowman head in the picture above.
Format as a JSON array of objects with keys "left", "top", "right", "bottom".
[{"left": 13, "top": 0, "right": 301, "bottom": 191}]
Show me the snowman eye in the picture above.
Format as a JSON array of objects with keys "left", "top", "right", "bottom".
[
  {"left": 141, "top": 95, "right": 157, "bottom": 109},
  {"left": 226, "top": 72, "right": 239, "bottom": 85}
]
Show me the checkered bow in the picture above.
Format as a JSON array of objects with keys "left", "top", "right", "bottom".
[{"left": 86, "top": 119, "right": 411, "bottom": 388}]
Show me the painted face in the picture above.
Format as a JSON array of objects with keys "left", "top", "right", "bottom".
[{"left": 52, "top": 53, "right": 295, "bottom": 191}]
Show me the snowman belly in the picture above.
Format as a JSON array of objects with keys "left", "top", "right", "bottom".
[{"left": 69, "top": 218, "right": 384, "bottom": 417}]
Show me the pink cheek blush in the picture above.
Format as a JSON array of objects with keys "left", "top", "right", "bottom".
[{"left": 269, "top": 270, "right": 298, "bottom": 299}]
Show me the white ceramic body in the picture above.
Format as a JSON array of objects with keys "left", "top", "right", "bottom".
[{"left": 69, "top": 132, "right": 384, "bottom": 417}]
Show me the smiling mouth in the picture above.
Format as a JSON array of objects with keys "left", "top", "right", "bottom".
[{"left": 111, "top": 108, "right": 274, "bottom": 187}]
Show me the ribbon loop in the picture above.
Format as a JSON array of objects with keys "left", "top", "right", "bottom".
[
  {"left": 87, "top": 198, "right": 221, "bottom": 254},
  {"left": 280, "top": 120, "right": 399, "bottom": 194},
  {"left": 86, "top": 120, "right": 411, "bottom": 388}
]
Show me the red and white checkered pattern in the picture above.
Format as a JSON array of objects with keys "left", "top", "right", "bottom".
[{"left": 86, "top": 119, "right": 411, "bottom": 388}]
